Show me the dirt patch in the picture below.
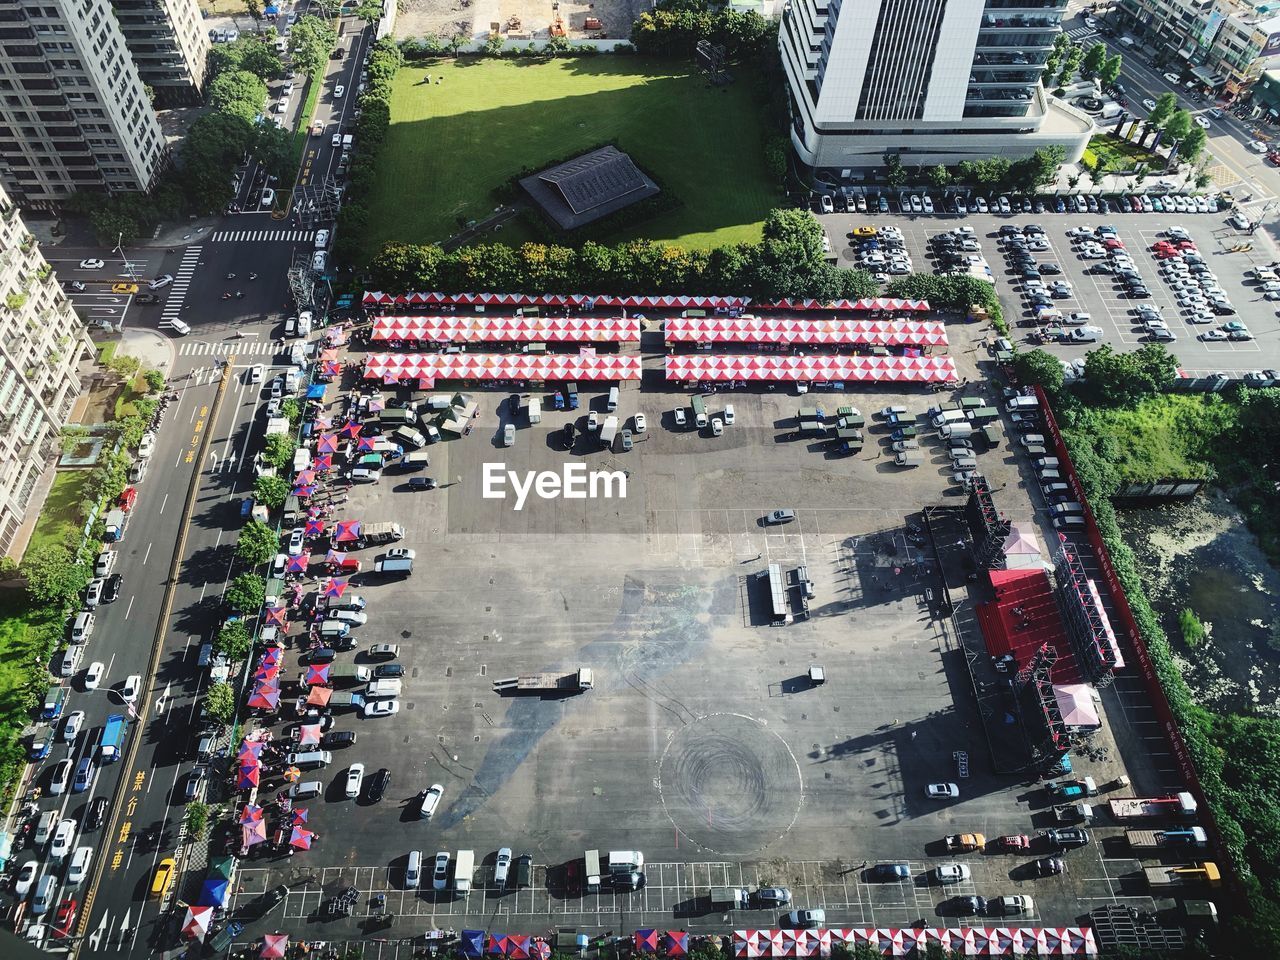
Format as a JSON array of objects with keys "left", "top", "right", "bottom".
[
  {"left": 395, "top": 0, "right": 646, "bottom": 41},
  {"left": 1118, "top": 490, "right": 1280, "bottom": 716}
]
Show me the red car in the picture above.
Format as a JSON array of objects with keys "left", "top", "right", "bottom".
[
  {"left": 1154, "top": 248, "right": 1182, "bottom": 259},
  {"left": 992, "top": 834, "right": 1031, "bottom": 851},
  {"left": 1176, "top": 240, "right": 1198, "bottom": 251},
  {"left": 53, "top": 898, "right": 78, "bottom": 937},
  {"left": 117, "top": 486, "right": 138, "bottom": 512},
  {"left": 1103, "top": 238, "right": 1125, "bottom": 249}
]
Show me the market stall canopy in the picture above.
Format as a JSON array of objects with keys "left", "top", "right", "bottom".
[
  {"left": 362, "top": 291, "right": 751, "bottom": 311},
  {"left": 197, "top": 877, "right": 230, "bottom": 907},
  {"left": 363, "top": 353, "right": 642, "bottom": 383},
  {"left": 372, "top": 315, "right": 640, "bottom": 344},
  {"left": 261, "top": 933, "right": 289, "bottom": 958},
  {"left": 1055, "top": 682, "right": 1101, "bottom": 728},
  {"left": 461, "top": 931, "right": 486, "bottom": 957},
  {"left": 181, "top": 905, "right": 213, "bottom": 940},
  {"left": 664, "top": 354, "right": 957, "bottom": 383},
  {"left": 664, "top": 316, "right": 947, "bottom": 347},
  {"left": 634, "top": 930, "right": 658, "bottom": 953}
]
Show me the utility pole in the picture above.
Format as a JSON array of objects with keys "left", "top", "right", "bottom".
[{"left": 115, "top": 233, "right": 139, "bottom": 282}]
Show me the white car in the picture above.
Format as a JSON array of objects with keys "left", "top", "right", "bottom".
[
  {"left": 14, "top": 861, "right": 38, "bottom": 898},
  {"left": 121, "top": 675, "right": 142, "bottom": 703},
  {"left": 62, "top": 710, "right": 85, "bottom": 743},
  {"left": 94, "top": 551, "right": 116, "bottom": 578},
  {"left": 935, "top": 863, "right": 972, "bottom": 884},
  {"left": 250, "top": 364, "right": 264, "bottom": 384},
  {"left": 50, "top": 818, "right": 77, "bottom": 859},
  {"left": 432, "top": 851, "right": 450, "bottom": 890},
  {"left": 711, "top": 417, "right": 724, "bottom": 437},
  {"left": 345, "top": 763, "right": 365, "bottom": 799},
  {"left": 922, "top": 195, "right": 934, "bottom": 213},
  {"left": 270, "top": 376, "right": 285, "bottom": 399},
  {"left": 334, "top": 84, "right": 345, "bottom": 98},
  {"left": 1142, "top": 98, "right": 1156, "bottom": 111},
  {"left": 724, "top": 404, "right": 736, "bottom": 425},
  {"left": 418, "top": 783, "right": 444, "bottom": 820},
  {"left": 974, "top": 197, "right": 989, "bottom": 213},
  {"left": 1250, "top": 140, "right": 1269, "bottom": 153},
  {"left": 1177, "top": 293, "right": 1208, "bottom": 307},
  {"left": 633, "top": 413, "right": 647, "bottom": 433},
  {"left": 79, "top": 259, "right": 104, "bottom": 269},
  {"left": 327, "top": 609, "right": 367, "bottom": 626},
  {"left": 1163, "top": 71, "right": 1181, "bottom": 84},
  {"left": 1187, "top": 310, "right": 1216, "bottom": 324},
  {"left": 1199, "top": 329, "right": 1229, "bottom": 341},
  {"left": 819, "top": 195, "right": 833, "bottom": 214},
  {"left": 83, "top": 661, "right": 105, "bottom": 690},
  {"left": 148, "top": 274, "right": 174, "bottom": 290},
  {"left": 85, "top": 578, "right": 104, "bottom": 608},
  {"left": 286, "top": 527, "right": 305, "bottom": 555},
  {"left": 137, "top": 432, "right": 156, "bottom": 459},
  {"left": 1195, "top": 116, "right": 1211, "bottom": 129},
  {"left": 673, "top": 407, "right": 687, "bottom": 427},
  {"left": 49, "top": 758, "right": 73, "bottom": 795},
  {"left": 363, "top": 699, "right": 399, "bottom": 718},
  {"left": 503, "top": 423, "right": 515, "bottom": 447},
  {"left": 925, "top": 782, "right": 960, "bottom": 799}
]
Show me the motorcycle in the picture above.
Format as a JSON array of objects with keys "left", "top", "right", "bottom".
[
  {"left": 221, "top": 292, "right": 232, "bottom": 300},
  {"left": 225, "top": 272, "right": 236, "bottom": 280},
  {"left": 248, "top": 273, "right": 259, "bottom": 280},
  {"left": 235, "top": 291, "right": 244, "bottom": 299}
]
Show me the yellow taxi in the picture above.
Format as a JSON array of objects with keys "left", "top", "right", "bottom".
[
  {"left": 851, "top": 226, "right": 878, "bottom": 238},
  {"left": 111, "top": 282, "right": 139, "bottom": 295},
  {"left": 150, "top": 858, "right": 176, "bottom": 900}
]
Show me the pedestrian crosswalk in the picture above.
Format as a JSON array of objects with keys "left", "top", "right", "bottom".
[
  {"left": 1065, "top": 27, "right": 1098, "bottom": 41},
  {"left": 160, "top": 246, "right": 201, "bottom": 324},
  {"left": 177, "top": 339, "right": 281, "bottom": 356},
  {"left": 210, "top": 229, "right": 315, "bottom": 243}
]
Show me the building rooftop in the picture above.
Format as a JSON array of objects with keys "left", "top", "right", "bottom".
[{"left": 519, "top": 146, "right": 660, "bottom": 231}]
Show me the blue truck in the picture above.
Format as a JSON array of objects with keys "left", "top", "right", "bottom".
[{"left": 98, "top": 713, "right": 129, "bottom": 763}]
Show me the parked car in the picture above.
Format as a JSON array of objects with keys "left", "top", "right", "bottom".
[{"left": 925, "top": 782, "right": 960, "bottom": 799}]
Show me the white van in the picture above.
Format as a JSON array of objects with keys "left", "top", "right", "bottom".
[
  {"left": 1035, "top": 457, "right": 1060, "bottom": 470},
  {"left": 71, "top": 611, "right": 95, "bottom": 643},
  {"left": 392, "top": 426, "right": 426, "bottom": 449},
  {"left": 365, "top": 679, "right": 402, "bottom": 699},
  {"left": 167, "top": 319, "right": 191, "bottom": 336},
  {"left": 454, "top": 850, "right": 475, "bottom": 892},
  {"left": 607, "top": 386, "right": 619, "bottom": 411},
  {"left": 1006, "top": 396, "right": 1040, "bottom": 412},
  {"left": 312, "top": 251, "right": 327, "bottom": 272},
  {"left": 1053, "top": 514, "right": 1086, "bottom": 528},
  {"left": 314, "top": 229, "right": 330, "bottom": 249},
  {"left": 527, "top": 397, "right": 542, "bottom": 424},
  {"left": 939, "top": 423, "right": 974, "bottom": 440},
  {"left": 953, "top": 456, "right": 978, "bottom": 471},
  {"left": 931, "top": 409, "right": 967, "bottom": 428},
  {"left": 406, "top": 850, "right": 422, "bottom": 890},
  {"left": 285, "top": 750, "right": 332, "bottom": 769}
]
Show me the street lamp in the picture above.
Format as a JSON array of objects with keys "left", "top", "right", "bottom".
[{"left": 114, "top": 232, "right": 139, "bottom": 282}]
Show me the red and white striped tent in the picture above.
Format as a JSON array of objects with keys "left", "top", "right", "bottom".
[
  {"left": 755, "top": 297, "right": 931, "bottom": 312},
  {"left": 362, "top": 353, "right": 642, "bottom": 383},
  {"left": 360, "top": 292, "right": 751, "bottom": 311},
  {"left": 663, "top": 316, "right": 948, "bottom": 348},
  {"left": 371, "top": 315, "right": 640, "bottom": 344},
  {"left": 732, "top": 928, "right": 1097, "bottom": 957},
  {"left": 664, "top": 354, "right": 957, "bottom": 383}
]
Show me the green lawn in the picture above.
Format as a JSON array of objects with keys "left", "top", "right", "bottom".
[
  {"left": 1082, "top": 134, "right": 1154, "bottom": 172},
  {"left": 0, "top": 595, "right": 57, "bottom": 801},
  {"left": 28, "top": 471, "right": 89, "bottom": 556},
  {"left": 365, "top": 57, "right": 782, "bottom": 253}
]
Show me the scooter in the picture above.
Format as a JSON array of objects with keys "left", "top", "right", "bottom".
[
  {"left": 248, "top": 273, "right": 259, "bottom": 280},
  {"left": 225, "top": 272, "right": 236, "bottom": 280},
  {"left": 221, "top": 292, "right": 232, "bottom": 300},
  {"left": 235, "top": 291, "right": 244, "bottom": 299}
]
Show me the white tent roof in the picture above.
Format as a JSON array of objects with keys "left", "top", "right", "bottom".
[
  {"left": 1055, "top": 683, "right": 1101, "bottom": 728},
  {"left": 1003, "top": 523, "right": 1044, "bottom": 569}
]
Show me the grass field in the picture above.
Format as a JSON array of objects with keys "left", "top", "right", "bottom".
[
  {"left": 1082, "top": 134, "right": 1154, "bottom": 172},
  {"left": 27, "top": 471, "right": 89, "bottom": 556},
  {"left": 365, "top": 57, "right": 782, "bottom": 253}
]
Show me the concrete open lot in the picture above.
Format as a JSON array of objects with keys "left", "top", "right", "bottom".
[
  {"left": 224, "top": 362, "right": 1165, "bottom": 943},
  {"left": 819, "top": 207, "right": 1280, "bottom": 377}
]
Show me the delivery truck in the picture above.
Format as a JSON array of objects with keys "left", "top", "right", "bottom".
[
  {"left": 362, "top": 521, "right": 404, "bottom": 545},
  {"left": 1126, "top": 827, "right": 1209, "bottom": 851},
  {"left": 492, "top": 668, "right": 594, "bottom": 694},
  {"left": 98, "top": 713, "right": 128, "bottom": 763},
  {"left": 454, "top": 849, "right": 475, "bottom": 893},
  {"left": 104, "top": 509, "right": 127, "bottom": 542},
  {"left": 1109, "top": 792, "right": 1198, "bottom": 820}
]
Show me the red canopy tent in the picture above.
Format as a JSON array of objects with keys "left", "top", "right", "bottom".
[
  {"left": 361, "top": 291, "right": 751, "bottom": 311},
  {"left": 261, "top": 934, "right": 289, "bottom": 958},
  {"left": 663, "top": 317, "right": 947, "bottom": 347},
  {"left": 306, "top": 686, "right": 333, "bottom": 706},
  {"left": 664, "top": 354, "right": 957, "bottom": 383},
  {"left": 362, "top": 353, "right": 642, "bottom": 383},
  {"left": 333, "top": 521, "right": 361, "bottom": 543},
  {"left": 372, "top": 315, "right": 641, "bottom": 344}
]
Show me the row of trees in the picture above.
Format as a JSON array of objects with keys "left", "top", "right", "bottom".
[
  {"left": 883, "top": 147, "right": 1066, "bottom": 193},
  {"left": 368, "top": 209, "right": 878, "bottom": 302},
  {"left": 630, "top": 0, "right": 776, "bottom": 60}
]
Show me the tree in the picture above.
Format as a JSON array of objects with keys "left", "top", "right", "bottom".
[
  {"left": 1013, "top": 349, "right": 1065, "bottom": 395},
  {"left": 1179, "top": 126, "right": 1208, "bottom": 163},
  {"left": 1081, "top": 43, "right": 1107, "bottom": 78},
  {"left": 927, "top": 164, "right": 952, "bottom": 188},
  {"left": 252, "top": 123, "right": 294, "bottom": 186},
  {"left": 225, "top": 573, "right": 265, "bottom": 613},
  {"left": 106, "top": 353, "right": 142, "bottom": 380},
  {"left": 215, "top": 619, "right": 254, "bottom": 660},
  {"left": 235, "top": 519, "right": 278, "bottom": 566},
  {"left": 544, "top": 34, "right": 572, "bottom": 57},
  {"left": 244, "top": 0, "right": 262, "bottom": 19},
  {"left": 184, "top": 799, "right": 211, "bottom": 839},
  {"left": 1147, "top": 91, "right": 1177, "bottom": 130},
  {"left": 289, "top": 16, "right": 338, "bottom": 78},
  {"left": 1100, "top": 52, "right": 1123, "bottom": 88},
  {"left": 446, "top": 33, "right": 467, "bottom": 56},
  {"left": 883, "top": 151, "right": 907, "bottom": 188},
  {"left": 204, "top": 682, "right": 237, "bottom": 725},
  {"left": 262, "top": 433, "right": 297, "bottom": 470},
  {"left": 761, "top": 208, "right": 826, "bottom": 263},
  {"left": 1165, "top": 109, "right": 1193, "bottom": 145},
  {"left": 208, "top": 35, "right": 283, "bottom": 82},
  {"left": 483, "top": 33, "right": 505, "bottom": 57},
  {"left": 143, "top": 369, "right": 165, "bottom": 393},
  {"left": 253, "top": 474, "right": 290, "bottom": 509},
  {"left": 1081, "top": 343, "right": 1176, "bottom": 407},
  {"left": 280, "top": 397, "right": 302, "bottom": 425},
  {"left": 21, "top": 544, "right": 90, "bottom": 605},
  {"left": 208, "top": 70, "right": 269, "bottom": 123}
]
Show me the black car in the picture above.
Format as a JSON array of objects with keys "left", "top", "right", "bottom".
[
  {"left": 308, "top": 647, "right": 336, "bottom": 664},
  {"left": 367, "top": 768, "right": 391, "bottom": 802},
  {"left": 135, "top": 293, "right": 162, "bottom": 304},
  {"left": 508, "top": 393, "right": 521, "bottom": 411},
  {"left": 1038, "top": 263, "right": 1062, "bottom": 275},
  {"left": 1043, "top": 827, "right": 1091, "bottom": 849},
  {"left": 332, "top": 635, "right": 358, "bottom": 652},
  {"left": 563, "top": 422, "right": 575, "bottom": 448},
  {"left": 869, "top": 862, "right": 911, "bottom": 882},
  {"left": 373, "top": 663, "right": 404, "bottom": 679},
  {"left": 1034, "top": 857, "right": 1064, "bottom": 876},
  {"left": 409, "top": 477, "right": 437, "bottom": 490},
  {"left": 322, "top": 730, "right": 358, "bottom": 749},
  {"left": 998, "top": 224, "right": 1022, "bottom": 236},
  {"left": 102, "top": 573, "right": 123, "bottom": 603},
  {"left": 945, "top": 895, "right": 988, "bottom": 916},
  {"left": 86, "top": 796, "right": 109, "bottom": 830}
]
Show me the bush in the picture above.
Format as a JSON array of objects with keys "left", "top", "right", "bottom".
[
  {"left": 143, "top": 369, "right": 166, "bottom": 393},
  {"left": 1179, "top": 608, "right": 1207, "bottom": 648}
]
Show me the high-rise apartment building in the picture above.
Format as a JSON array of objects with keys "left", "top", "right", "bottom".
[
  {"left": 0, "top": 182, "right": 92, "bottom": 557},
  {"left": 114, "top": 0, "right": 210, "bottom": 105},
  {"left": 0, "top": 0, "right": 169, "bottom": 209},
  {"left": 779, "top": 0, "right": 1095, "bottom": 172}
]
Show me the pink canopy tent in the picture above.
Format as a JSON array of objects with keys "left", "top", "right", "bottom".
[
  {"left": 181, "top": 904, "right": 214, "bottom": 940},
  {"left": 371, "top": 315, "right": 641, "bottom": 344},
  {"left": 306, "top": 686, "right": 333, "bottom": 706},
  {"left": 285, "top": 552, "right": 310, "bottom": 573},
  {"left": 263, "top": 606, "right": 287, "bottom": 627},
  {"left": 298, "top": 722, "right": 322, "bottom": 746},
  {"left": 322, "top": 578, "right": 349, "bottom": 598},
  {"left": 756, "top": 297, "right": 931, "bottom": 312},
  {"left": 237, "top": 742, "right": 264, "bottom": 762},
  {"left": 361, "top": 291, "right": 750, "bottom": 311},
  {"left": 1054, "top": 683, "right": 1102, "bottom": 728},
  {"left": 305, "top": 664, "right": 330, "bottom": 686},
  {"left": 261, "top": 934, "right": 289, "bottom": 958},
  {"left": 362, "top": 353, "right": 643, "bottom": 383},
  {"left": 321, "top": 361, "right": 342, "bottom": 378},
  {"left": 664, "top": 354, "right": 958, "bottom": 384},
  {"left": 238, "top": 803, "right": 264, "bottom": 824},
  {"left": 242, "top": 820, "right": 268, "bottom": 847},
  {"left": 663, "top": 316, "right": 947, "bottom": 347},
  {"left": 246, "top": 687, "right": 280, "bottom": 711},
  {"left": 291, "top": 807, "right": 309, "bottom": 824},
  {"left": 313, "top": 453, "right": 333, "bottom": 471},
  {"left": 324, "top": 549, "right": 349, "bottom": 566},
  {"left": 333, "top": 520, "right": 361, "bottom": 543},
  {"left": 289, "top": 826, "right": 314, "bottom": 849},
  {"left": 305, "top": 518, "right": 326, "bottom": 537},
  {"left": 340, "top": 421, "right": 362, "bottom": 439},
  {"left": 316, "top": 433, "right": 340, "bottom": 453},
  {"left": 296, "top": 469, "right": 317, "bottom": 486},
  {"left": 508, "top": 935, "right": 532, "bottom": 959},
  {"left": 261, "top": 647, "right": 281, "bottom": 665},
  {"left": 356, "top": 436, "right": 375, "bottom": 452}
]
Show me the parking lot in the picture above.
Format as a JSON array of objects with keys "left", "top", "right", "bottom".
[
  {"left": 223, "top": 363, "right": 1170, "bottom": 940},
  {"left": 820, "top": 206, "right": 1280, "bottom": 377}
]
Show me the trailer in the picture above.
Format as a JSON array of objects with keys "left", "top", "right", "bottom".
[
  {"left": 1109, "top": 792, "right": 1198, "bottom": 820},
  {"left": 98, "top": 713, "right": 128, "bottom": 763},
  {"left": 1144, "top": 862, "right": 1221, "bottom": 890},
  {"left": 492, "top": 668, "right": 594, "bottom": 694},
  {"left": 1127, "top": 827, "right": 1209, "bottom": 851},
  {"left": 362, "top": 521, "right": 404, "bottom": 545}
]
